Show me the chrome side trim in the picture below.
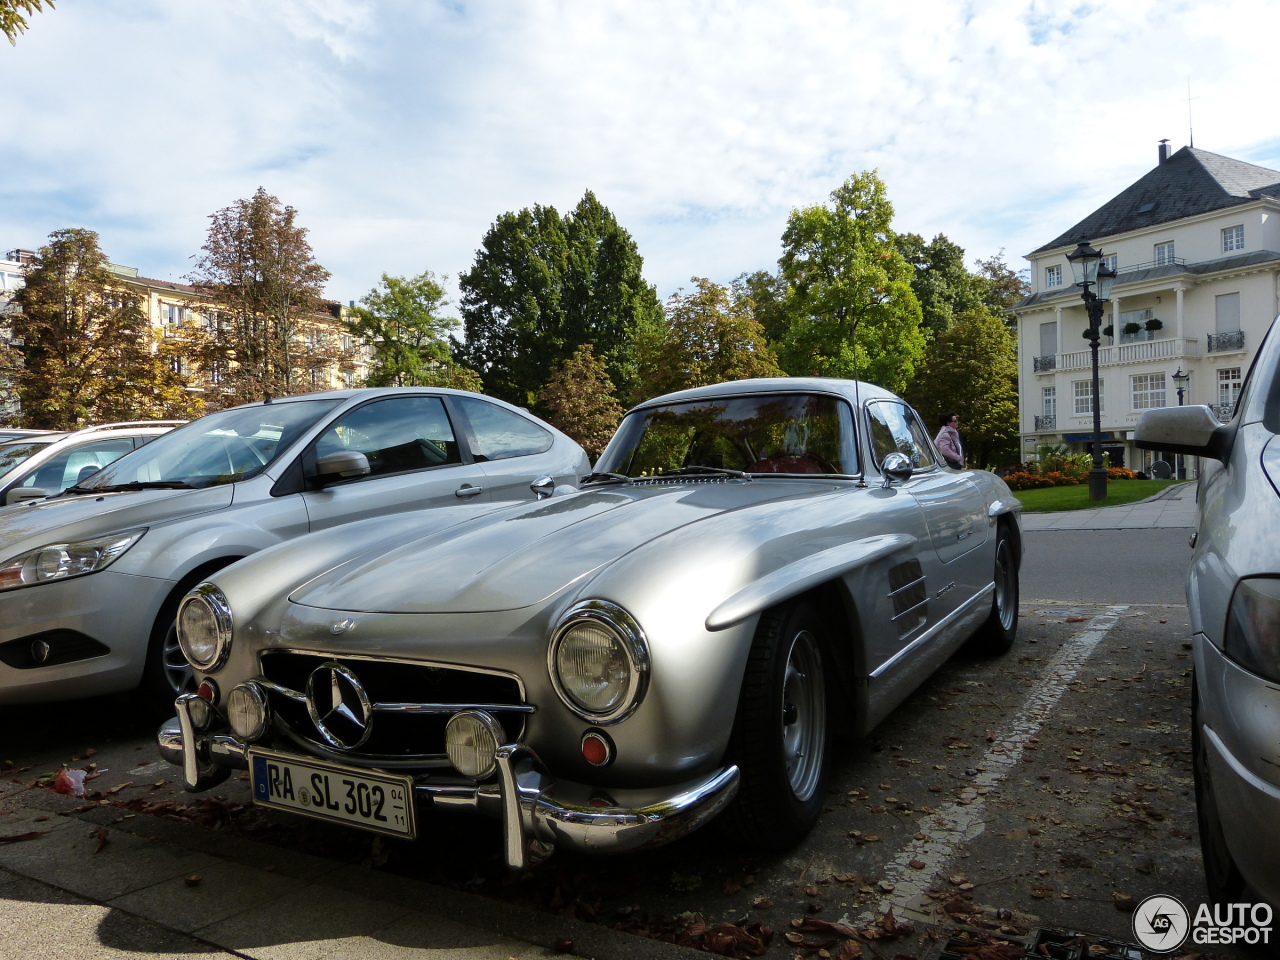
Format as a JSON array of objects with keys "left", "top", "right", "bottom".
[
  {"left": 870, "top": 583, "right": 995, "bottom": 680},
  {"left": 257, "top": 679, "right": 306, "bottom": 702},
  {"left": 374, "top": 701, "right": 535, "bottom": 715},
  {"left": 889, "top": 596, "right": 930, "bottom": 623}
]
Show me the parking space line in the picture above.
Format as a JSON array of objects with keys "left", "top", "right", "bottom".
[{"left": 866, "top": 604, "right": 1129, "bottom": 922}]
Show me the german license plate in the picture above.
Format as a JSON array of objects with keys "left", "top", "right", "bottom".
[{"left": 248, "top": 748, "right": 416, "bottom": 839}]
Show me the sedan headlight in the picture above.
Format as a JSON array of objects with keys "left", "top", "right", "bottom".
[
  {"left": 1224, "top": 577, "right": 1280, "bottom": 682},
  {"left": 0, "top": 530, "right": 145, "bottom": 592},
  {"left": 548, "top": 600, "right": 649, "bottom": 724},
  {"left": 176, "top": 583, "right": 234, "bottom": 671}
]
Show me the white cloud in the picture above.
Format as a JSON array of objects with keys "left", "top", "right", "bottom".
[{"left": 1, "top": 0, "right": 1277, "bottom": 305}]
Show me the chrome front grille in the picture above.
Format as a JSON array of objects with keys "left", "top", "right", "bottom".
[{"left": 258, "top": 651, "right": 530, "bottom": 766}]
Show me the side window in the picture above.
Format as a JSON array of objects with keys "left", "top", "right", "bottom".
[
  {"left": 314, "top": 396, "right": 462, "bottom": 478},
  {"left": 456, "top": 397, "right": 552, "bottom": 461},
  {"left": 865, "top": 402, "right": 936, "bottom": 470},
  {"left": 21, "top": 438, "right": 136, "bottom": 494}
]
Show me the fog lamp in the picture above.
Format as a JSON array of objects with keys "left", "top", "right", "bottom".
[
  {"left": 227, "top": 682, "right": 270, "bottom": 742},
  {"left": 445, "top": 710, "right": 504, "bottom": 779},
  {"left": 186, "top": 694, "right": 213, "bottom": 731}
]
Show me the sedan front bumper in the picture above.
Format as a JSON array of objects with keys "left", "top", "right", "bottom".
[{"left": 158, "top": 702, "right": 739, "bottom": 869}]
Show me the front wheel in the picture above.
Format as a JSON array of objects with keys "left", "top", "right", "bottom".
[
  {"left": 724, "top": 601, "right": 832, "bottom": 849},
  {"left": 968, "top": 527, "right": 1019, "bottom": 655},
  {"left": 1193, "top": 676, "right": 1246, "bottom": 903},
  {"left": 140, "top": 618, "right": 194, "bottom": 713}
]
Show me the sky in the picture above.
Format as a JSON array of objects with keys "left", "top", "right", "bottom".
[{"left": 2, "top": 0, "right": 1278, "bottom": 309}]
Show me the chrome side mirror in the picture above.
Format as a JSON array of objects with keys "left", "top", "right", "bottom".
[
  {"left": 880, "top": 452, "right": 913, "bottom": 488},
  {"left": 530, "top": 476, "right": 555, "bottom": 500}
]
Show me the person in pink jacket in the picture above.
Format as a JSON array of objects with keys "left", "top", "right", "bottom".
[{"left": 935, "top": 413, "right": 965, "bottom": 469}]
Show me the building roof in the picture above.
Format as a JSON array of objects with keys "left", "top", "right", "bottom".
[{"left": 1032, "top": 147, "right": 1280, "bottom": 255}]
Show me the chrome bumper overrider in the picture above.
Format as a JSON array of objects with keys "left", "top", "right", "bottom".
[{"left": 157, "top": 705, "right": 739, "bottom": 870}]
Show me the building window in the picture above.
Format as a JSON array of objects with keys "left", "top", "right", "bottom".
[
  {"left": 164, "top": 304, "right": 188, "bottom": 324},
  {"left": 1215, "top": 292, "right": 1241, "bottom": 333},
  {"left": 1118, "top": 307, "right": 1155, "bottom": 344},
  {"left": 1045, "top": 264, "right": 1062, "bottom": 288},
  {"left": 1102, "top": 253, "right": 1118, "bottom": 273},
  {"left": 1131, "top": 373, "right": 1167, "bottom": 410},
  {"left": 1042, "top": 387, "right": 1056, "bottom": 418},
  {"left": 1222, "top": 225, "right": 1244, "bottom": 253},
  {"left": 1218, "top": 367, "right": 1242, "bottom": 411},
  {"left": 1073, "top": 379, "right": 1103, "bottom": 415},
  {"left": 1154, "top": 241, "right": 1176, "bottom": 265}
]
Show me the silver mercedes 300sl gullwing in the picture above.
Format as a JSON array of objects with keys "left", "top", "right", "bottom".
[{"left": 157, "top": 377, "right": 1022, "bottom": 868}]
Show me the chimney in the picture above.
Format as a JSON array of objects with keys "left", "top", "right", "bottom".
[{"left": 1158, "top": 139, "right": 1172, "bottom": 164}]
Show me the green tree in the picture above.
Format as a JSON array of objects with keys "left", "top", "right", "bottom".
[
  {"left": 896, "top": 232, "right": 986, "bottom": 338},
  {"left": 732, "top": 270, "right": 792, "bottom": 346},
  {"left": 537, "top": 343, "right": 624, "bottom": 460},
  {"left": 1, "top": 0, "right": 51, "bottom": 44},
  {"left": 184, "top": 187, "right": 333, "bottom": 406},
  {"left": 0, "top": 229, "right": 198, "bottom": 428},
  {"left": 904, "top": 306, "right": 1019, "bottom": 468},
  {"left": 973, "top": 251, "right": 1031, "bottom": 329},
  {"left": 636, "top": 277, "right": 784, "bottom": 401},
  {"left": 347, "top": 270, "right": 481, "bottom": 390},
  {"left": 457, "top": 190, "right": 662, "bottom": 408},
  {"left": 775, "top": 171, "right": 925, "bottom": 394}
]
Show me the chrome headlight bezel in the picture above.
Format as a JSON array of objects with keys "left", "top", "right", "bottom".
[
  {"left": 0, "top": 529, "right": 146, "bottom": 592},
  {"left": 547, "top": 599, "right": 650, "bottom": 725},
  {"left": 176, "top": 583, "right": 234, "bottom": 671}
]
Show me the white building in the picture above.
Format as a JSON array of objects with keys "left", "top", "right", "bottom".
[{"left": 1015, "top": 144, "right": 1280, "bottom": 475}]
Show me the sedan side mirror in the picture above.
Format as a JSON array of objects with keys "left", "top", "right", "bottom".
[
  {"left": 880, "top": 452, "right": 913, "bottom": 488},
  {"left": 6, "top": 486, "right": 50, "bottom": 506},
  {"left": 1134, "top": 406, "right": 1233, "bottom": 463},
  {"left": 314, "top": 451, "right": 371, "bottom": 483},
  {"left": 530, "top": 476, "right": 555, "bottom": 500}
]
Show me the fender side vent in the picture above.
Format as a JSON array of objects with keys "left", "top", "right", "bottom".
[{"left": 888, "top": 560, "right": 927, "bottom": 637}]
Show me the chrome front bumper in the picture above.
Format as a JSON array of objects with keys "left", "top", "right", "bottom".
[{"left": 157, "top": 704, "right": 739, "bottom": 870}]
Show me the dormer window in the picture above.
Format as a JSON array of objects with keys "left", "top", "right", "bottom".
[
  {"left": 1222, "top": 225, "right": 1244, "bottom": 252},
  {"left": 1045, "top": 264, "right": 1062, "bottom": 288}
]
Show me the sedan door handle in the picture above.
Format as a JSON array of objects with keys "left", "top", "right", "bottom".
[{"left": 455, "top": 484, "right": 484, "bottom": 498}]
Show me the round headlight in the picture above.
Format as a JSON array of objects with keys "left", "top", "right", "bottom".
[
  {"left": 548, "top": 601, "right": 649, "bottom": 723},
  {"left": 445, "top": 710, "right": 504, "bottom": 779},
  {"left": 228, "top": 682, "right": 271, "bottom": 742},
  {"left": 176, "top": 584, "right": 233, "bottom": 670}
]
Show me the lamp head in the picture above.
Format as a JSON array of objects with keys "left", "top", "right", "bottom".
[{"left": 1067, "top": 241, "right": 1102, "bottom": 286}]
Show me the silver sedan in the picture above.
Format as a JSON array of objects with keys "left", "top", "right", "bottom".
[{"left": 159, "top": 378, "right": 1022, "bottom": 866}]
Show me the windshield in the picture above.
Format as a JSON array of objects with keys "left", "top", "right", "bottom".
[
  {"left": 596, "top": 394, "right": 855, "bottom": 477},
  {"left": 79, "top": 399, "right": 342, "bottom": 490},
  {"left": 0, "top": 439, "right": 55, "bottom": 476}
]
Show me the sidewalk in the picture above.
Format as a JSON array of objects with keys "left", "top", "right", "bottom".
[
  {"left": 0, "top": 785, "right": 698, "bottom": 960},
  {"left": 1018, "top": 480, "right": 1197, "bottom": 531}
]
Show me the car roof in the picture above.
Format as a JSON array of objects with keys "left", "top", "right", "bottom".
[{"left": 628, "top": 377, "right": 903, "bottom": 413}]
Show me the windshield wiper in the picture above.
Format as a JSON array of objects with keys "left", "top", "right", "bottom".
[
  {"left": 580, "top": 471, "right": 632, "bottom": 485},
  {"left": 657, "top": 466, "right": 752, "bottom": 480},
  {"left": 89, "top": 480, "right": 197, "bottom": 492}
]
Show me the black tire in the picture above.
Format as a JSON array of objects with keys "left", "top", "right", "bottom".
[
  {"left": 968, "top": 527, "right": 1019, "bottom": 655},
  {"left": 139, "top": 615, "right": 194, "bottom": 713},
  {"left": 1192, "top": 676, "right": 1247, "bottom": 904},
  {"left": 724, "top": 601, "right": 832, "bottom": 849}
]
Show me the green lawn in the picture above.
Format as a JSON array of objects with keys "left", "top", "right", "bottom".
[{"left": 1012, "top": 478, "right": 1186, "bottom": 513}]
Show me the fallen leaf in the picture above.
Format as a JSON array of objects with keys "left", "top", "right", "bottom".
[
  {"left": 184, "top": 874, "right": 202, "bottom": 887},
  {"left": 0, "top": 831, "right": 49, "bottom": 844},
  {"left": 93, "top": 828, "right": 108, "bottom": 853},
  {"left": 107, "top": 781, "right": 133, "bottom": 795}
]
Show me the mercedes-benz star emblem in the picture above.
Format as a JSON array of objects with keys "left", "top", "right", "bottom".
[
  {"left": 330, "top": 618, "right": 355, "bottom": 635},
  {"left": 305, "top": 661, "right": 374, "bottom": 750}
]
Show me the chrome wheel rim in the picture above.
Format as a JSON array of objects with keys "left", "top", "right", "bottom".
[
  {"left": 993, "top": 539, "right": 1016, "bottom": 633},
  {"left": 163, "top": 625, "right": 194, "bottom": 695},
  {"left": 781, "top": 629, "right": 826, "bottom": 802}
]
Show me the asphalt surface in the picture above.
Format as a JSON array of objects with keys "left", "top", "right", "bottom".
[{"left": 3, "top": 482, "right": 1251, "bottom": 960}]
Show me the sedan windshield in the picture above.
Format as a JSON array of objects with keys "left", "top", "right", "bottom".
[
  {"left": 77, "top": 400, "right": 342, "bottom": 491},
  {"left": 596, "top": 394, "right": 855, "bottom": 478},
  {"left": 0, "top": 439, "right": 55, "bottom": 477}
]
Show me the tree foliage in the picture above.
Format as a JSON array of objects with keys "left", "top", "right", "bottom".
[
  {"left": 346, "top": 270, "right": 480, "bottom": 390},
  {"left": 537, "top": 343, "right": 624, "bottom": 460},
  {"left": 636, "top": 277, "right": 783, "bottom": 401},
  {"left": 1, "top": 228, "right": 198, "bottom": 428},
  {"left": 183, "top": 187, "right": 335, "bottom": 406},
  {"left": 457, "top": 190, "right": 662, "bottom": 408},
  {"left": 775, "top": 171, "right": 925, "bottom": 394},
  {"left": 904, "top": 306, "right": 1019, "bottom": 468},
  {"left": 1, "top": 0, "right": 51, "bottom": 44},
  {"left": 896, "top": 232, "right": 986, "bottom": 338},
  {"left": 973, "top": 251, "right": 1031, "bottom": 328}
]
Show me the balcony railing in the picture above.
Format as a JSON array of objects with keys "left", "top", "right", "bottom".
[
  {"left": 1034, "top": 415, "right": 1057, "bottom": 431},
  {"left": 1033, "top": 355, "right": 1056, "bottom": 372},
  {"left": 1057, "top": 337, "right": 1199, "bottom": 372},
  {"left": 1207, "top": 330, "right": 1245, "bottom": 353}
]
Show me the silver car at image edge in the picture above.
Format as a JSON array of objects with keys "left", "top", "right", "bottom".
[
  {"left": 0, "top": 388, "right": 588, "bottom": 708},
  {"left": 157, "top": 377, "right": 1023, "bottom": 867},
  {"left": 1136, "top": 312, "right": 1280, "bottom": 910}
]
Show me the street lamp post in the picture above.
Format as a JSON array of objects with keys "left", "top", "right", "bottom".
[
  {"left": 1172, "top": 367, "right": 1189, "bottom": 479},
  {"left": 1066, "top": 242, "right": 1118, "bottom": 501}
]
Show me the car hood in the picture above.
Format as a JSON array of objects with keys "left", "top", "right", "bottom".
[
  {"left": 0, "top": 486, "right": 235, "bottom": 556},
  {"left": 289, "top": 481, "right": 834, "bottom": 614}
]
